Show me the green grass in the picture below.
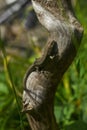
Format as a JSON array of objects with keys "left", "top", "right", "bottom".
[{"left": 0, "top": 0, "right": 87, "bottom": 130}]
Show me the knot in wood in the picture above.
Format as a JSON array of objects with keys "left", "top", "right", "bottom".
[{"left": 23, "top": 70, "right": 52, "bottom": 112}]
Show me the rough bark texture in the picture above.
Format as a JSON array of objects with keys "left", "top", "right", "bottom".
[{"left": 22, "top": 0, "right": 83, "bottom": 130}]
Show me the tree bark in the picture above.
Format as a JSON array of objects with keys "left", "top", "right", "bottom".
[{"left": 22, "top": 0, "right": 83, "bottom": 130}]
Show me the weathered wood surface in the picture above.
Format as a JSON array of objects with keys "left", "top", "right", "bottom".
[{"left": 22, "top": 0, "right": 83, "bottom": 130}]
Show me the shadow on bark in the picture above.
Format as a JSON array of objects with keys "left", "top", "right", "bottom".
[{"left": 22, "top": 0, "right": 83, "bottom": 130}]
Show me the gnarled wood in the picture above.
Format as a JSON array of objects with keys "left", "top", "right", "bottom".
[{"left": 22, "top": 0, "right": 83, "bottom": 130}]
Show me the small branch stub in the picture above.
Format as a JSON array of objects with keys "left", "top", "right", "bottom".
[{"left": 22, "top": 0, "right": 83, "bottom": 130}]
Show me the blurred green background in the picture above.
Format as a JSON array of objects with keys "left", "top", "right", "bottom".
[{"left": 0, "top": 0, "right": 87, "bottom": 130}]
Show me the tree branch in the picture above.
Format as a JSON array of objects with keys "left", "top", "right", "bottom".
[{"left": 22, "top": 0, "right": 83, "bottom": 130}]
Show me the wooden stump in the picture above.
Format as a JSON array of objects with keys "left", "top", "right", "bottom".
[{"left": 22, "top": 0, "right": 83, "bottom": 130}]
